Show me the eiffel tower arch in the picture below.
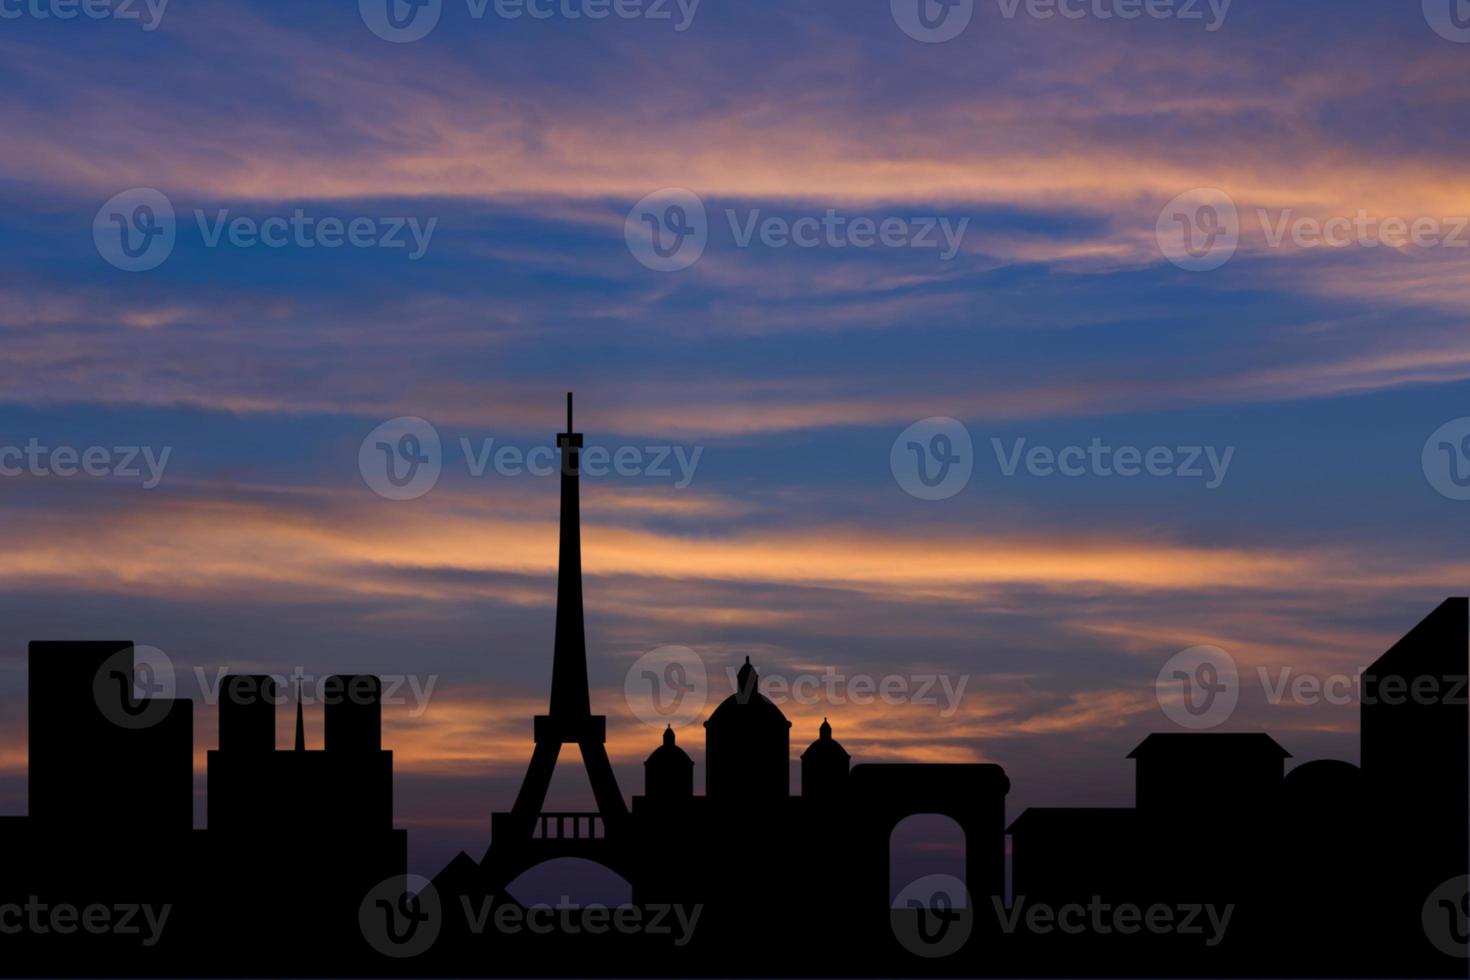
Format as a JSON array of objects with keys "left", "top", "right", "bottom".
[{"left": 481, "top": 394, "right": 634, "bottom": 893}]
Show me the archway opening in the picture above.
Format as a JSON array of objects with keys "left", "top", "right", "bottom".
[{"left": 889, "top": 812, "right": 967, "bottom": 906}]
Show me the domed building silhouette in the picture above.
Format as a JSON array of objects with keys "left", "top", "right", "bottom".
[
  {"left": 643, "top": 725, "right": 693, "bottom": 802},
  {"left": 702, "top": 657, "right": 791, "bottom": 802},
  {"left": 801, "top": 717, "right": 850, "bottom": 800}
]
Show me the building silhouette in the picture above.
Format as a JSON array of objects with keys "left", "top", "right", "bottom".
[
  {"left": 206, "top": 674, "right": 406, "bottom": 956},
  {"left": 800, "top": 717, "right": 849, "bottom": 800},
  {"left": 1006, "top": 600, "right": 1469, "bottom": 976},
  {"left": 29, "top": 640, "right": 192, "bottom": 834},
  {"left": 0, "top": 396, "right": 1465, "bottom": 977}
]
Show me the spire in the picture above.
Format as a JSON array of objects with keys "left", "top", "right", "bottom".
[
  {"left": 819, "top": 717, "right": 832, "bottom": 740},
  {"left": 549, "top": 392, "right": 591, "bottom": 718},
  {"left": 663, "top": 724, "right": 676, "bottom": 747},
  {"left": 294, "top": 677, "right": 306, "bottom": 751},
  {"left": 735, "top": 656, "right": 757, "bottom": 701}
]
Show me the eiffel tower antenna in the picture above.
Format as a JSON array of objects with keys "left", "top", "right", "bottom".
[{"left": 549, "top": 391, "right": 589, "bottom": 718}]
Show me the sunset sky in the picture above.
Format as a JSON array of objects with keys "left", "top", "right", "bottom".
[{"left": 2, "top": 0, "right": 1469, "bottom": 879}]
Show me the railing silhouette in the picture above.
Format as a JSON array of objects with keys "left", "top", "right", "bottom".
[{"left": 530, "top": 812, "right": 605, "bottom": 840}]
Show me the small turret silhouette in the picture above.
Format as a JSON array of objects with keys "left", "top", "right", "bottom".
[
  {"left": 801, "top": 717, "right": 850, "bottom": 800},
  {"left": 644, "top": 725, "right": 694, "bottom": 800}
]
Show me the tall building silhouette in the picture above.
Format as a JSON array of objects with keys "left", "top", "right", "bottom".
[
  {"left": 29, "top": 640, "right": 192, "bottom": 833},
  {"left": 7, "top": 642, "right": 196, "bottom": 968},
  {"left": 1360, "top": 597, "right": 1469, "bottom": 975}
]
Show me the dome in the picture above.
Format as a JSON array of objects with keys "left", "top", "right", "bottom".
[
  {"left": 801, "top": 718, "right": 850, "bottom": 763},
  {"left": 704, "top": 657, "right": 791, "bottom": 728},
  {"left": 643, "top": 725, "right": 694, "bottom": 800},
  {"left": 702, "top": 657, "right": 793, "bottom": 801},
  {"left": 645, "top": 725, "right": 693, "bottom": 768},
  {"left": 800, "top": 718, "right": 850, "bottom": 799}
]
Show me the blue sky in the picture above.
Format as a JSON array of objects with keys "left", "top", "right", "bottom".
[{"left": 1, "top": 0, "right": 1469, "bottom": 878}]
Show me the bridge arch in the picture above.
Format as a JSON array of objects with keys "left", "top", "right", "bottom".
[{"left": 504, "top": 856, "right": 634, "bottom": 908}]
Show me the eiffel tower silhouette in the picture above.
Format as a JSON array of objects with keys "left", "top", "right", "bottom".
[{"left": 483, "top": 394, "right": 631, "bottom": 889}]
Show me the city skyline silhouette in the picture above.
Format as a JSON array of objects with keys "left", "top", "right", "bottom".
[
  {"left": 7, "top": 1, "right": 1470, "bottom": 976},
  {"left": 0, "top": 396, "right": 1465, "bottom": 977}
]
